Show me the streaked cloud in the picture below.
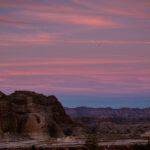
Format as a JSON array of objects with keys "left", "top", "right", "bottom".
[
  {"left": 0, "top": 58, "right": 150, "bottom": 67},
  {"left": 87, "top": 40, "right": 150, "bottom": 45},
  {"left": 102, "top": 8, "right": 150, "bottom": 19},
  {"left": 71, "top": 0, "right": 150, "bottom": 19},
  {"left": 21, "top": 11, "right": 120, "bottom": 28},
  {"left": 0, "top": 33, "right": 52, "bottom": 46}
]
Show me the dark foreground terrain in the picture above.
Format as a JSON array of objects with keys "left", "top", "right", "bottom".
[
  {"left": 0, "top": 91, "right": 150, "bottom": 150},
  {"left": 0, "top": 144, "right": 150, "bottom": 150}
]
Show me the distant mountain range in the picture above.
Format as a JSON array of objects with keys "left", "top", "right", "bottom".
[
  {"left": 65, "top": 107, "right": 150, "bottom": 125},
  {"left": 65, "top": 107, "right": 150, "bottom": 137},
  {"left": 65, "top": 106, "right": 150, "bottom": 118}
]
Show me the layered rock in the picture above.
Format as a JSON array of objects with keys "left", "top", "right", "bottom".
[{"left": 0, "top": 91, "right": 81, "bottom": 140}]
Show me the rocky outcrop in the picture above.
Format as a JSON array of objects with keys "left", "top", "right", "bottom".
[
  {"left": 0, "top": 91, "right": 5, "bottom": 98},
  {"left": 0, "top": 91, "right": 82, "bottom": 140}
]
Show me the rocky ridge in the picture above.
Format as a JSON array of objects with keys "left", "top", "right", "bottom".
[{"left": 0, "top": 91, "right": 82, "bottom": 141}]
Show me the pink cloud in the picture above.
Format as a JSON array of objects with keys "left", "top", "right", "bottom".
[
  {"left": 138, "top": 77, "right": 150, "bottom": 82},
  {"left": 0, "top": 1, "right": 121, "bottom": 28},
  {"left": 0, "top": 58, "right": 150, "bottom": 67},
  {"left": 22, "top": 11, "right": 120, "bottom": 28},
  {"left": 102, "top": 8, "right": 150, "bottom": 19},
  {"left": 71, "top": 0, "right": 150, "bottom": 19},
  {"left": 1, "top": 67, "right": 150, "bottom": 77},
  {"left": 2, "top": 34, "right": 150, "bottom": 47},
  {"left": 53, "top": 40, "right": 150, "bottom": 45},
  {"left": 0, "top": 84, "right": 94, "bottom": 96},
  {"left": 86, "top": 40, "right": 150, "bottom": 45},
  {"left": 0, "top": 0, "right": 91, "bottom": 14},
  {"left": 0, "top": 42, "right": 16, "bottom": 46},
  {"left": 0, "top": 16, "right": 31, "bottom": 29},
  {"left": 0, "top": 78, "right": 7, "bottom": 82},
  {"left": 1, "top": 82, "right": 150, "bottom": 96},
  {"left": 0, "top": 33, "right": 52, "bottom": 46},
  {"left": 0, "top": 0, "right": 149, "bottom": 31},
  {"left": 0, "top": 59, "right": 150, "bottom": 96}
]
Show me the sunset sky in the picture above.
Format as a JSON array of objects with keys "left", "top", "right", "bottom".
[{"left": 0, "top": 0, "right": 150, "bottom": 108}]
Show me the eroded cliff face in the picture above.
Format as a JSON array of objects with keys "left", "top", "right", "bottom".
[{"left": 0, "top": 91, "right": 81, "bottom": 140}]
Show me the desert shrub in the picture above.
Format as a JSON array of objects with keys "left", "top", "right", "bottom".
[
  {"left": 70, "top": 148, "right": 77, "bottom": 150},
  {"left": 132, "top": 142, "right": 150, "bottom": 150},
  {"left": 84, "top": 134, "right": 99, "bottom": 150},
  {"left": 64, "top": 128, "right": 73, "bottom": 136},
  {"left": 31, "top": 145, "right": 36, "bottom": 150}
]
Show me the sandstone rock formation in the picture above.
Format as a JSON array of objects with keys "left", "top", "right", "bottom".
[{"left": 0, "top": 91, "right": 82, "bottom": 140}]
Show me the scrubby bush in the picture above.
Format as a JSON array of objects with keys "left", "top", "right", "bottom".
[
  {"left": 31, "top": 145, "right": 36, "bottom": 150},
  {"left": 132, "top": 142, "right": 150, "bottom": 150},
  {"left": 84, "top": 134, "right": 99, "bottom": 150}
]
